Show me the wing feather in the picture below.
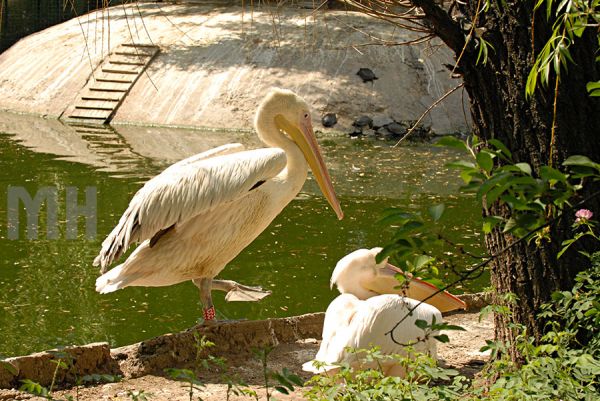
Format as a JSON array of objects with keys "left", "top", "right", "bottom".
[{"left": 94, "top": 146, "right": 286, "bottom": 271}]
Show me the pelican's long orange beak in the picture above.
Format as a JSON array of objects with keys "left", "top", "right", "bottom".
[
  {"left": 275, "top": 114, "right": 343, "bottom": 220},
  {"left": 364, "top": 262, "right": 466, "bottom": 313}
]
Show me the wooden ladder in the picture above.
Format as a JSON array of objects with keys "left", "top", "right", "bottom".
[{"left": 62, "top": 43, "right": 159, "bottom": 124}]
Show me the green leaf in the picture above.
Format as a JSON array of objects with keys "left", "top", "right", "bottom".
[
  {"left": 414, "top": 319, "right": 429, "bottom": 330},
  {"left": 563, "top": 155, "right": 598, "bottom": 169},
  {"left": 434, "top": 334, "right": 450, "bottom": 343},
  {"left": 485, "top": 184, "right": 508, "bottom": 208},
  {"left": 413, "top": 255, "right": 435, "bottom": 270},
  {"left": 274, "top": 386, "right": 290, "bottom": 394},
  {"left": 459, "top": 168, "right": 480, "bottom": 185},
  {"left": 503, "top": 217, "right": 518, "bottom": 233},
  {"left": 476, "top": 151, "right": 494, "bottom": 173},
  {"left": 436, "top": 136, "right": 468, "bottom": 151},
  {"left": 482, "top": 216, "right": 504, "bottom": 234},
  {"left": 586, "top": 81, "right": 600, "bottom": 96},
  {"left": 20, "top": 380, "right": 48, "bottom": 397},
  {"left": 488, "top": 139, "right": 512, "bottom": 159},
  {"left": 428, "top": 203, "right": 445, "bottom": 222},
  {"left": 515, "top": 163, "right": 532, "bottom": 175},
  {"left": 446, "top": 160, "right": 477, "bottom": 170},
  {"left": 376, "top": 243, "right": 405, "bottom": 263},
  {"left": 540, "top": 166, "right": 567, "bottom": 183},
  {"left": 378, "top": 213, "right": 412, "bottom": 226}
]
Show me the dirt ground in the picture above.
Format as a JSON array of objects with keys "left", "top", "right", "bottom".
[{"left": 1, "top": 311, "right": 493, "bottom": 401}]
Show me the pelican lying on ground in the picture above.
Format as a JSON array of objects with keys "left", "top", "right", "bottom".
[
  {"left": 302, "top": 247, "right": 464, "bottom": 375},
  {"left": 331, "top": 247, "right": 466, "bottom": 312},
  {"left": 302, "top": 293, "right": 442, "bottom": 375},
  {"left": 94, "top": 88, "right": 343, "bottom": 321}
]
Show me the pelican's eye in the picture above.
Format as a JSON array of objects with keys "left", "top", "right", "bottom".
[{"left": 303, "top": 112, "right": 309, "bottom": 119}]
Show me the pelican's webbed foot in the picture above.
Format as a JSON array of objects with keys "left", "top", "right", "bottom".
[{"left": 212, "top": 279, "right": 272, "bottom": 302}]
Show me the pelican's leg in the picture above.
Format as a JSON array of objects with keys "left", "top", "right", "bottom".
[{"left": 192, "top": 278, "right": 215, "bottom": 322}]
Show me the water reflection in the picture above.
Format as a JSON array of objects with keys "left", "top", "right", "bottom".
[{"left": 0, "top": 113, "right": 485, "bottom": 356}]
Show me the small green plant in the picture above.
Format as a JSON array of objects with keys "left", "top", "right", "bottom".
[
  {"left": 165, "top": 368, "right": 206, "bottom": 401},
  {"left": 127, "top": 389, "right": 152, "bottom": 401},
  {"left": 477, "top": 254, "right": 600, "bottom": 400},
  {"left": 304, "top": 346, "right": 468, "bottom": 401},
  {"left": 252, "top": 346, "right": 303, "bottom": 400},
  {"left": 18, "top": 349, "right": 72, "bottom": 400}
]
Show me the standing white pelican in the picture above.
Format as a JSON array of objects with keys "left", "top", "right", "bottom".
[
  {"left": 331, "top": 247, "right": 466, "bottom": 312},
  {"left": 94, "top": 88, "right": 343, "bottom": 321}
]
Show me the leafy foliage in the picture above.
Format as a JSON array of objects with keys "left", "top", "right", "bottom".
[
  {"left": 444, "top": 137, "right": 600, "bottom": 242},
  {"left": 539, "top": 251, "right": 600, "bottom": 356},
  {"left": 526, "top": 0, "right": 600, "bottom": 97},
  {"left": 480, "top": 254, "right": 600, "bottom": 400},
  {"left": 304, "top": 347, "right": 468, "bottom": 401}
]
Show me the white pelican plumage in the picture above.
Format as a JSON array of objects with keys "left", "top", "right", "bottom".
[
  {"left": 331, "top": 247, "right": 466, "bottom": 313},
  {"left": 302, "top": 294, "right": 442, "bottom": 375},
  {"left": 94, "top": 88, "right": 343, "bottom": 321},
  {"left": 302, "top": 247, "right": 465, "bottom": 375}
]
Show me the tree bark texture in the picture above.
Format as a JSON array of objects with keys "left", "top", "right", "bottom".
[{"left": 416, "top": 0, "right": 600, "bottom": 359}]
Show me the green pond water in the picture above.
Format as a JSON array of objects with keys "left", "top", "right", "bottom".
[{"left": 0, "top": 119, "right": 486, "bottom": 357}]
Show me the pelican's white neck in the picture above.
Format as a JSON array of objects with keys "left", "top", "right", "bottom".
[{"left": 255, "top": 110, "right": 308, "bottom": 186}]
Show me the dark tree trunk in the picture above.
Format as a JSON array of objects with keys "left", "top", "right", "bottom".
[{"left": 414, "top": 0, "right": 600, "bottom": 360}]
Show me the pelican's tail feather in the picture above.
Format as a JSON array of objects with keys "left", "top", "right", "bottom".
[{"left": 95, "top": 263, "right": 133, "bottom": 294}]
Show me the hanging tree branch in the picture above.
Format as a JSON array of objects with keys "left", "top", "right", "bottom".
[{"left": 342, "top": 0, "right": 467, "bottom": 54}]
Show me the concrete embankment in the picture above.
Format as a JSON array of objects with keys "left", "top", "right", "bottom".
[{"left": 0, "top": 1, "right": 469, "bottom": 134}]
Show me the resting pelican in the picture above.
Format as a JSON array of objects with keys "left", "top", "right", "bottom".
[
  {"left": 302, "top": 294, "right": 442, "bottom": 375},
  {"left": 303, "top": 247, "right": 456, "bottom": 375},
  {"left": 94, "top": 88, "right": 343, "bottom": 321},
  {"left": 331, "top": 247, "right": 466, "bottom": 312}
]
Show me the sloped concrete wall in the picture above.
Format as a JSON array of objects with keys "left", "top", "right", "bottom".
[{"left": 0, "top": 2, "right": 470, "bottom": 134}]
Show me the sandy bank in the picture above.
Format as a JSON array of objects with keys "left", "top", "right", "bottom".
[
  {"left": 0, "top": 2, "right": 469, "bottom": 134},
  {"left": 0, "top": 294, "right": 492, "bottom": 400}
]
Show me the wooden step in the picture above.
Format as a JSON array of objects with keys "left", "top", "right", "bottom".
[
  {"left": 102, "top": 66, "right": 140, "bottom": 74},
  {"left": 95, "top": 76, "right": 135, "bottom": 84},
  {"left": 69, "top": 108, "right": 113, "bottom": 120},
  {"left": 75, "top": 99, "right": 119, "bottom": 110},
  {"left": 82, "top": 92, "right": 123, "bottom": 101},
  {"left": 89, "top": 81, "right": 130, "bottom": 92},
  {"left": 75, "top": 105, "right": 114, "bottom": 111},
  {"left": 108, "top": 54, "right": 149, "bottom": 66},
  {"left": 122, "top": 43, "right": 158, "bottom": 49},
  {"left": 95, "top": 72, "right": 138, "bottom": 82},
  {"left": 114, "top": 49, "right": 156, "bottom": 57}
]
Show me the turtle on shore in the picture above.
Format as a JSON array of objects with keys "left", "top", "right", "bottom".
[
  {"left": 357, "top": 68, "right": 378, "bottom": 83},
  {"left": 321, "top": 113, "right": 338, "bottom": 128}
]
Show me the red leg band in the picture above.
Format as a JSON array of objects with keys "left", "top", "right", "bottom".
[{"left": 203, "top": 305, "right": 216, "bottom": 321}]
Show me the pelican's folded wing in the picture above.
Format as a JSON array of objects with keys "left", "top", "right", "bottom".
[{"left": 94, "top": 146, "right": 286, "bottom": 270}]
